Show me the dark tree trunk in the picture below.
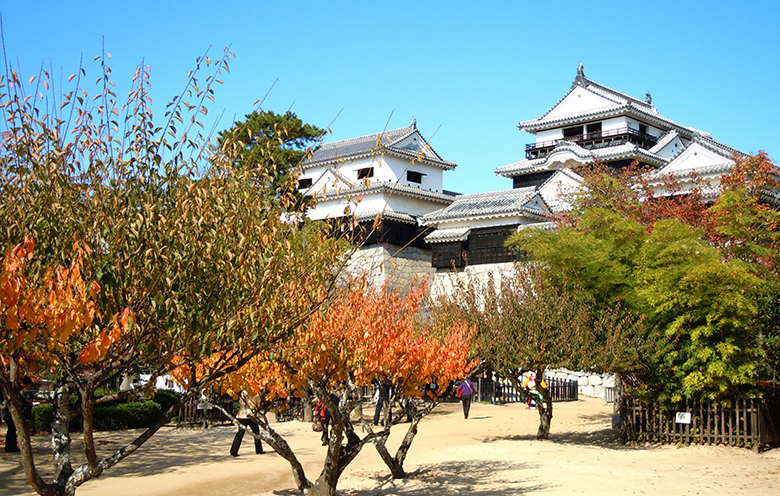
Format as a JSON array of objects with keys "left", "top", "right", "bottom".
[
  {"left": 301, "top": 394, "right": 313, "bottom": 423},
  {"left": 536, "top": 369, "right": 553, "bottom": 440}
]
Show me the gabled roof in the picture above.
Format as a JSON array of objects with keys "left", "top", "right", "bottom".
[
  {"left": 302, "top": 123, "right": 457, "bottom": 170},
  {"left": 419, "top": 187, "right": 539, "bottom": 225},
  {"left": 648, "top": 130, "right": 681, "bottom": 155},
  {"left": 495, "top": 140, "right": 669, "bottom": 177},
  {"left": 519, "top": 66, "right": 696, "bottom": 137},
  {"left": 651, "top": 134, "right": 746, "bottom": 180}
]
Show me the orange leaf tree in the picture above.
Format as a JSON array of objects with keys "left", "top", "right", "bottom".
[
  {"left": 212, "top": 277, "right": 474, "bottom": 496},
  {"left": 0, "top": 46, "right": 346, "bottom": 496}
]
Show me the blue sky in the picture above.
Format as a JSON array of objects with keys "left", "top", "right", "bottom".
[{"left": 2, "top": 1, "right": 778, "bottom": 194}]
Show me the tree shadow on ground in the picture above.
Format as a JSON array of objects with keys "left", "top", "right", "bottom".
[
  {"left": 322, "top": 459, "right": 548, "bottom": 496},
  {"left": 482, "top": 428, "right": 660, "bottom": 452}
]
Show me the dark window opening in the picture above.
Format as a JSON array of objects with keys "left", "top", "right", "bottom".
[
  {"left": 639, "top": 123, "right": 648, "bottom": 136},
  {"left": 513, "top": 170, "right": 555, "bottom": 189},
  {"left": 357, "top": 167, "right": 374, "bottom": 179},
  {"left": 466, "top": 225, "right": 524, "bottom": 265},
  {"left": 432, "top": 242, "right": 466, "bottom": 269},
  {"left": 298, "top": 178, "right": 312, "bottom": 189},
  {"left": 563, "top": 126, "right": 582, "bottom": 139},
  {"left": 586, "top": 122, "right": 602, "bottom": 135},
  {"left": 407, "top": 170, "right": 424, "bottom": 184}
]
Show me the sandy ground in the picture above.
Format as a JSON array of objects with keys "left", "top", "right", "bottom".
[{"left": 2, "top": 397, "right": 779, "bottom": 495}]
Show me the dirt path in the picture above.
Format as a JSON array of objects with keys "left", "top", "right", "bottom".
[{"left": 2, "top": 397, "right": 779, "bottom": 495}]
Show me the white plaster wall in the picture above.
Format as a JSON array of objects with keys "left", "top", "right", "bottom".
[
  {"left": 385, "top": 156, "right": 444, "bottom": 192},
  {"left": 536, "top": 128, "right": 563, "bottom": 143}
]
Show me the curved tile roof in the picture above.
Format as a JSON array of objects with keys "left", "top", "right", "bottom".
[
  {"left": 419, "top": 187, "right": 537, "bottom": 224},
  {"left": 495, "top": 141, "right": 669, "bottom": 177},
  {"left": 302, "top": 124, "right": 457, "bottom": 170},
  {"left": 424, "top": 227, "right": 471, "bottom": 244}
]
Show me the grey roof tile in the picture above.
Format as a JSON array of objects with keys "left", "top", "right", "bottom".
[
  {"left": 420, "top": 187, "right": 537, "bottom": 224},
  {"left": 303, "top": 124, "right": 457, "bottom": 170}
]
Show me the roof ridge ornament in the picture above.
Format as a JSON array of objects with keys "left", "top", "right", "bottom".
[
  {"left": 572, "top": 62, "right": 587, "bottom": 88},
  {"left": 645, "top": 91, "right": 652, "bottom": 105}
]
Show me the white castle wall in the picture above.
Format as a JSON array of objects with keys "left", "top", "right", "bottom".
[{"left": 546, "top": 368, "right": 616, "bottom": 400}]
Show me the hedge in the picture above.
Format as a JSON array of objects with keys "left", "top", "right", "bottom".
[{"left": 30, "top": 390, "right": 181, "bottom": 433}]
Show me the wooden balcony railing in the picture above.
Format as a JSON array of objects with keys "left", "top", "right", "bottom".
[{"left": 525, "top": 126, "right": 659, "bottom": 159}]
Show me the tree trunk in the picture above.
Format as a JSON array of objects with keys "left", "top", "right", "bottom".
[
  {"left": 255, "top": 417, "right": 311, "bottom": 492},
  {"left": 373, "top": 414, "right": 420, "bottom": 479},
  {"left": 536, "top": 370, "right": 553, "bottom": 440},
  {"left": 301, "top": 394, "right": 313, "bottom": 423}
]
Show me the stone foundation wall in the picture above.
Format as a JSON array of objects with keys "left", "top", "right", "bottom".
[
  {"left": 546, "top": 368, "right": 616, "bottom": 400},
  {"left": 430, "top": 262, "right": 517, "bottom": 299},
  {"left": 345, "top": 244, "right": 435, "bottom": 289}
]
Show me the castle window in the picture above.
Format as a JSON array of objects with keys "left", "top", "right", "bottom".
[
  {"left": 563, "top": 126, "right": 582, "bottom": 139},
  {"left": 407, "top": 170, "right": 424, "bottom": 184},
  {"left": 298, "top": 178, "right": 312, "bottom": 189},
  {"left": 586, "top": 122, "right": 602, "bottom": 136},
  {"left": 357, "top": 167, "right": 374, "bottom": 179}
]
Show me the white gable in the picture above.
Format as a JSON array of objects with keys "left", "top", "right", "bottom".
[
  {"left": 538, "top": 168, "right": 583, "bottom": 212},
  {"left": 657, "top": 141, "right": 734, "bottom": 175},
  {"left": 393, "top": 131, "right": 434, "bottom": 158},
  {"left": 543, "top": 86, "right": 622, "bottom": 122}
]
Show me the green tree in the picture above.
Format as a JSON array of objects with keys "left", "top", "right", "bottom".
[
  {"left": 511, "top": 158, "right": 776, "bottom": 405},
  {"left": 217, "top": 109, "right": 323, "bottom": 193}
]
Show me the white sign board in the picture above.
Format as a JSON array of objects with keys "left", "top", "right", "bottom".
[{"left": 675, "top": 412, "right": 691, "bottom": 424}]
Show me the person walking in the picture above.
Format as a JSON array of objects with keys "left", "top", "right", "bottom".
[
  {"left": 230, "top": 391, "right": 264, "bottom": 457},
  {"left": 456, "top": 377, "right": 476, "bottom": 419},
  {"left": 372, "top": 380, "right": 392, "bottom": 426}
]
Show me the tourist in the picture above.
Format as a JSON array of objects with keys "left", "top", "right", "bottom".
[
  {"left": 372, "top": 380, "right": 392, "bottom": 426},
  {"left": 315, "top": 393, "right": 339, "bottom": 446},
  {"left": 230, "top": 391, "right": 264, "bottom": 457},
  {"left": 456, "top": 377, "right": 476, "bottom": 419}
]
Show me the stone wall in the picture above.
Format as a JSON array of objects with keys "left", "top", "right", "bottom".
[
  {"left": 546, "top": 368, "right": 616, "bottom": 400},
  {"left": 345, "top": 243, "right": 436, "bottom": 289},
  {"left": 430, "top": 261, "right": 517, "bottom": 299}
]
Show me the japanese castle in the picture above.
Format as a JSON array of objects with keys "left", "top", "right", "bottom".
[{"left": 300, "top": 65, "right": 749, "bottom": 288}]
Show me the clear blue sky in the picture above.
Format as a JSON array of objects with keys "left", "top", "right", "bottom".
[{"left": 2, "top": 1, "right": 778, "bottom": 194}]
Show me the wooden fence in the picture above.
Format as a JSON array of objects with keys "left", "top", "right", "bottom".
[
  {"left": 475, "top": 377, "right": 578, "bottom": 403},
  {"left": 176, "top": 398, "right": 234, "bottom": 427},
  {"left": 621, "top": 397, "right": 780, "bottom": 451}
]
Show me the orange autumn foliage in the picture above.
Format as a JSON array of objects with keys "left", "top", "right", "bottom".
[
  {"left": 0, "top": 236, "right": 134, "bottom": 374},
  {"left": 204, "top": 277, "right": 475, "bottom": 402}
]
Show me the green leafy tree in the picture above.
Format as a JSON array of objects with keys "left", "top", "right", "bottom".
[
  {"left": 512, "top": 156, "right": 777, "bottom": 405},
  {"left": 217, "top": 109, "right": 324, "bottom": 193}
]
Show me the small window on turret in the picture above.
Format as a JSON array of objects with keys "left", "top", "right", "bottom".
[
  {"left": 357, "top": 167, "right": 374, "bottom": 179},
  {"left": 298, "top": 178, "right": 312, "bottom": 189},
  {"left": 639, "top": 124, "right": 648, "bottom": 135},
  {"left": 407, "top": 171, "right": 424, "bottom": 184}
]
